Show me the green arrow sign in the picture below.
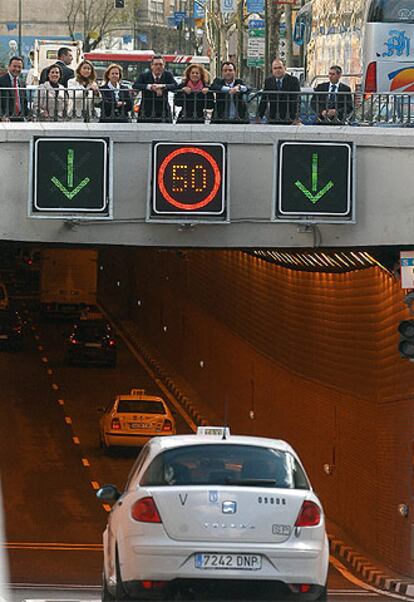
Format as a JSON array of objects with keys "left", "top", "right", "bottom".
[
  {"left": 294, "top": 153, "right": 334, "bottom": 204},
  {"left": 51, "top": 148, "right": 91, "bottom": 200}
]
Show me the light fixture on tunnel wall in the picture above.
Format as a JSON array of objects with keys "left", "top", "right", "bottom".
[
  {"left": 199, "top": 360, "right": 205, "bottom": 368},
  {"left": 398, "top": 320, "right": 414, "bottom": 359},
  {"left": 163, "top": 325, "right": 168, "bottom": 332}
]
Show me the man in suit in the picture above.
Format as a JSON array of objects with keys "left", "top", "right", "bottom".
[
  {"left": 257, "top": 58, "right": 301, "bottom": 124},
  {"left": 40, "top": 47, "right": 75, "bottom": 87},
  {"left": 132, "top": 55, "right": 177, "bottom": 122},
  {"left": 210, "top": 61, "right": 250, "bottom": 123},
  {"left": 311, "top": 65, "right": 353, "bottom": 123},
  {"left": 0, "top": 56, "right": 28, "bottom": 120}
]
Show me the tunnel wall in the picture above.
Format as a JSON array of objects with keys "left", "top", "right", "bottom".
[{"left": 98, "top": 247, "right": 414, "bottom": 575}]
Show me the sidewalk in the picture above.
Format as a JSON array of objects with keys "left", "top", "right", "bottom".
[{"left": 115, "top": 315, "right": 414, "bottom": 598}]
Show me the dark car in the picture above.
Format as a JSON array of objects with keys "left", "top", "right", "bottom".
[
  {"left": 0, "top": 309, "right": 24, "bottom": 350},
  {"left": 65, "top": 319, "right": 117, "bottom": 367}
]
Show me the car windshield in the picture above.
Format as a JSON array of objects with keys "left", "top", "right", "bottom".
[
  {"left": 117, "top": 400, "right": 166, "bottom": 414},
  {"left": 140, "top": 444, "right": 309, "bottom": 489}
]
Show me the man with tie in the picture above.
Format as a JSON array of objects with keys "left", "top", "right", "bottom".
[
  {"left": 132, "top": 55, "right": 177, "bottom": 122},
  {"left": 257, "top": 58, "right": 301, "bottom": 124},
  {"left": 0, "top": 56, "right": 28, "bottom": 120},
  {"left": 311, "top": 65, "right": 353, "bottom": 123}
]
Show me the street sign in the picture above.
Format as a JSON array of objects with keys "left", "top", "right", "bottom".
[
  {"left": 246, "top": 0, "right": 264, "bottom": 12},
  {"left": 276, "top": 141, "right": 354, "bottom": 222},
  {"left": 248, "top": 28, "right": 265, "bottom": 37},
  {"left": 174, "top": 11, "right": 187, "bottom": 24},
  {"left": 150, "top": 142, "right": 227, "bottom": 222},
  {"left": 401, "top": 251, "right": 414, "bottom": 289},
  {"left": 248, "top": 18, "right": 265, "bottom": 28},
  {"left": 31, "top": 137, "right": 110, "bottom": 217}
]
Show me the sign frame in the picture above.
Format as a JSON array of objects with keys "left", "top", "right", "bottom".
[
  {"left": 274, "top": 140, "right": 355, "bottom": 224},
  {"left": 147, "top": 141, "right": 229, "bottom": 224},
  {"left": 29, "top": 136, "right": 112, "bottom": 220}
]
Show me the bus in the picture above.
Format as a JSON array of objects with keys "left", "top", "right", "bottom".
[
  {"left": 83, "top": 50, "right": 211, "bottom": 84},
  {"left": 294, "top": 0, "right": 414, "bottom": 93}
]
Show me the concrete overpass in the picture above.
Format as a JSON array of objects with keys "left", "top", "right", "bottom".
[{"left": 0, "top": 121, "right": 412, "bottom": 247}]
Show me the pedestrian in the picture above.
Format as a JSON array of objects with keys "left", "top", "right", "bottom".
[
  {"left": 132, "top": 55, "right": 177, "bottom": 122},
  {"left": 99, "top": 63, "right": 133, "bottom": 122},
  {"left": 0, "top": 56, "right": 29, "bottom": 121},
  {"left": 311, "top": 65, "right": 353, "bottom": 124},
  {"left": 40, "top": 47, "right": 75, "bottom": 87},
  {"left": 33, "top": 63, "right": 65, "bottom": 120},
  {"left": 67, "top": 59, "right": 101, "bottom": 120},
  {"left": 175, "top": 63, "right": 214, "bottom": 123},
  {"left": 257, "top": 57, "right": 301, "bottom": 124},
  {"left": 210, "top": 61, "right": 249, "bottom": 123}
]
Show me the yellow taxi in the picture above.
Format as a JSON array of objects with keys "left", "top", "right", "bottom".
[{"left": 99, "top": 388, "right": 176, "bottom": 452}]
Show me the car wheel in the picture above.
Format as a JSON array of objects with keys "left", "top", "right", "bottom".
[
  {"left": 101, "top": 571, "right": 115, "bottom": 601},
  {"left": 291, "top": 585, "right": 327, "bottom": 601}
]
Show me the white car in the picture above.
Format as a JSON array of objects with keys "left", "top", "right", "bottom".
[
  {"left": 99, "top": 389, "right": 176, "bottom": 451},
  {"left": 97, "top": 427, "right": 329, "bottom": 601}
]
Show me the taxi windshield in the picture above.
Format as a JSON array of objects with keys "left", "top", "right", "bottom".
[{"left": 140, "top": 444, "right": 310, "bottom": 489}]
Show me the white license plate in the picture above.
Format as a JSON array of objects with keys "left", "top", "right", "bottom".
[
  {"left": 130, "top": 422, "right": 151, "bottom": 429},
  {"left": 85, "top": 343, "right": 101, "bottom": 348},
  {"left": 195, "top": 553, "right": 261, "bottom": 570},
  {"left": 0, "top": 335, "right": 8, "bottom": 340}
]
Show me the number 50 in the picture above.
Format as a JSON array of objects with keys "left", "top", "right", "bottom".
[{"left": 172, "top": 164, "right": 207, "bottom": 193}]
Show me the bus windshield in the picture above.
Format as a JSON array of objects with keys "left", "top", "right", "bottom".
[{"left": 367, "top": 0, "right": 414, "bottom": 23}]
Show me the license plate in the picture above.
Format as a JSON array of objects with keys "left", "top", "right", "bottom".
[
  {"left": 130, "top": 422, "right": 151, "bottom": 429},
  {"left": 0, "top": 335, "right": 8, "bottom": 340},
  {"left": 195, "top": 553, "right": 261, "bottom": 570},
  {"left": 85, "top": 343, "right": 101, "bottom": 348}
]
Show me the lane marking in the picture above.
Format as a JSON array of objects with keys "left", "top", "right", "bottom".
[
  {"left": 41, "top": 356, "right": 48, "bottom": 363},
  {"left": 91, "top": 481, "right": 100, "bottom": 490},
  {"left": 64, "top": 417, "right": 72, "bottom": 425},
  {"left": 102, "top": 504, "right": 112, "bottom": 513},
  {"left": 57, "top": 399, "right": 64, "bottom": 406},
  {"left": 47, "top": 368, "right": 53, "bottom": 375},
  {"left": 81, "top": 458, "right": 90, "bottom": 467},
  {"left": 72, "top": 436, "right": 80, "bottom": 445},
  {"left": 330, "top": 555, "right": 412, "bottom": 600},
  {"left": 52, "top": 383, "right": 59, "bottom": 390}
]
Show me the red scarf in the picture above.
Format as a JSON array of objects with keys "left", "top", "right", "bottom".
[{"left": 187, "top": 79, "right": 204, "bottom": 91}]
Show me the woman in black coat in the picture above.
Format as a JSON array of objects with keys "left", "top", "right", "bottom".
[
  {"left": 175, "top": 63, "right": 214, "bottom": 123},
  {"left": 99, "top": 63, "right": 133, "bottom": 122}
]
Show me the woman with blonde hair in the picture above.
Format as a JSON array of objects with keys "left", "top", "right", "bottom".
[
  {"left": 99, "top": 63, "right": 133, "bottom": 122},
  {"left": 175, "top": 63, "right": 214, "bottom": 123},
  {"left": 67, "top": 59, "right": 101, "bottom": 119},
  {"left": 33, "top": 63, "right": 65, "bottom": 120}
]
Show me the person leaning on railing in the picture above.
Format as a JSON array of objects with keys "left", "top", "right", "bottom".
[
  {"left": 132, "top": 54, "right": 177, "bottom": 122},
  {"left": 0, "top": 56, "right": 29, "bottom": 121},
  {"left": 33, "top": 63, "right": 66, "bottom": 120},
  {"left": 174, "top": 63, "right": 214, "bottom": 123},
  {"left": 210, "top": 61, "right": 250, "bottom": 123},
  {"left": 310, "top": 65, "right": 353, "bottom": 124},
  {"left": 257, "top": 57, "right": 301, "bottom": 125},
  {"left": 99, "top": 63, "right": 133, "bottom": 123},
  {"left": 67, "top": 59, "right": 101, "bottom": 120}
]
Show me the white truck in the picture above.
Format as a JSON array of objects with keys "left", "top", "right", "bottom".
[
  {"left": 31, "top": 39, "right": 83, "bottom": 85},
  {"left": 40, "top": 248, "right": 97, "bottom": 319}
]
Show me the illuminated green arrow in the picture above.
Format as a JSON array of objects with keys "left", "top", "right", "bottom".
[
  {"left": 294, "top": 153, "right": 334, "bottom": 204},
  {"left": 51, "top": 148, "right": 91, "bottom": 200}
]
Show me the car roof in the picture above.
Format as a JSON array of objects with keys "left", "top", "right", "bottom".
[
  {"left": 116, "top": 393, "right": 166, "bottom": 403},
  {"left": 147, "top": 432, "right": 296, "bottom": 455}
]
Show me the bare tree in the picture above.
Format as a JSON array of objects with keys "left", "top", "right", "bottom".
[{"left": 66, "top": 0, "right": 128, "bottom": 52}]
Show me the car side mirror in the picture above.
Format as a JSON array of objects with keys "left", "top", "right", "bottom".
[{"left": 96, "top": 484, "right": 122, "bottom": 502}]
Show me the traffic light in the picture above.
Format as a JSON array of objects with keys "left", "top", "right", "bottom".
[
  {"left": 398, "top": 320, "right": 414, "bottom": 358},
  {"left": 114, "top": 0, "right": 125, "bottom": 7}
]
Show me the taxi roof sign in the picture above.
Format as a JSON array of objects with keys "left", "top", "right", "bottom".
[
  {"left": 196, "top": 426, "right": 231, "bottom": 437},
  {"left": 130, "top": 388, "right": 145, "bottom": 396}
]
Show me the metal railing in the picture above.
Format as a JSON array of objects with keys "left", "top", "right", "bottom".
[{"left": 1, "top": 86, "right": 414, "bottom": 126}]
